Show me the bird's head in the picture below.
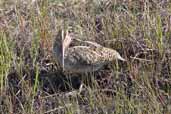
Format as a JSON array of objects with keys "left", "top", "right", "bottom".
[{"left": 53, "top": 27, "right": 74, "bottom": 70}]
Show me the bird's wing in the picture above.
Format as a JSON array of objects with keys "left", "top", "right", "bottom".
[{"left": 65, "top": 46, "right": 107, "bottom": 66}]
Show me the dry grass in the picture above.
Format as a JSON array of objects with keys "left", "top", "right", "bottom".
[{"left": 0, "top": 0, "right": 171, "bottom": 114}]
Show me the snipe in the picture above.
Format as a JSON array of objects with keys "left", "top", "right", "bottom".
[{"left": 53, "top": 29, "right": 126, "bottom": 73}]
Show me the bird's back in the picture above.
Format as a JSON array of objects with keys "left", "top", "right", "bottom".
[
  {"left": 71, "top": 39, "right": 125, "bottom": 61},
  {"left": 64, "top": 46, "right": 110, "bottom": 72}
]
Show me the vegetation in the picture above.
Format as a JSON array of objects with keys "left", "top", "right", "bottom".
[{"left": 0, "top": 0, "right": 171, "bottom": 114}]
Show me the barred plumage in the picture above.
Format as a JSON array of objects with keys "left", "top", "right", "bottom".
[{"left": 53, "top": 29, "right": 126, "bottom": 73}]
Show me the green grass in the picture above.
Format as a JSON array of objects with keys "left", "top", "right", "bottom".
[
  {"left": 0, "top": 0, "right": 171, "bottom": 114},
  {"left": 0, "top": 31, "right": 14, "bottom": 92}
]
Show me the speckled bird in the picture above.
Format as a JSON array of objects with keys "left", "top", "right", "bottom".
[{"left": 53, "top": 28, "right": 126, "bottom": 73}]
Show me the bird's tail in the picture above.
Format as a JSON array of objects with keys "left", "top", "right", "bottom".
[{"left": 116, "top": 52, "right": 126, "bottom": 61}]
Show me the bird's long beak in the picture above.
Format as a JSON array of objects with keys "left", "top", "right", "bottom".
[{"left": 61, "top": 30, "right": 65, "bottom": 71}]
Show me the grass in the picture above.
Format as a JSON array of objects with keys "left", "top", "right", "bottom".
[
  {"left": 0, "top": 31, "right": 13, "bottom": 92},
  {"left": 0, "top": 0, "right": 171, "bottom": 114}
]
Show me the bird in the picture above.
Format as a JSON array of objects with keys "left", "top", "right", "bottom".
[{"left": 52, "top": 28, "right": 126, "bottom": 73}]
